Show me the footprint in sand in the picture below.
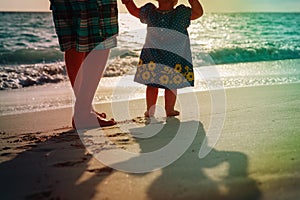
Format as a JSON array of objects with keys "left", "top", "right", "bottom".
[
  {"left": 53, "top": 157, "right": 88, "bottom": 167},
  {"left": 2, "top": 147, "right": 11, "bottom": 150},
  {"left": 86, "top": 166, "right": 114, "bottom": 175},
  {"left": 0, "top": 152, "right": 11, "bottom": 157}
]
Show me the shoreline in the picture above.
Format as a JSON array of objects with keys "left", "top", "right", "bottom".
[
  {"left": 1, "top": 80, "right": 299, "bottom": 117},
  {"left": 1, "top": 58, "right": 300, "bottom": 116}
]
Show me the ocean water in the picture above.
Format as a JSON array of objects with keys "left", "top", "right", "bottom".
[
  {"left": 0, "top": 11, "right": 300, "bottom": 115},
  {"left": 1, "top": 12, "right": 300, "bottom": 64},
  {"left": 0, "top": 12, "right": 300, "bottom": 86}
]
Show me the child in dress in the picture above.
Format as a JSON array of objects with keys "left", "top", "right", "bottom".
[{"left": 122, "top": 0, "right": 203, "bottom": 117}]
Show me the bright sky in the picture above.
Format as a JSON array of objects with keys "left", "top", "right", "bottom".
[{"left": 0, "top": 0, "right": 299, "bottom": 12}]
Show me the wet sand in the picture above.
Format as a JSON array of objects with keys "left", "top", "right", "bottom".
[{"left": 0, "top": 83, "right": 300, "bottom": 200}]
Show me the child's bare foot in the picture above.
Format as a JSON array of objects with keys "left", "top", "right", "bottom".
[
  {"left": 144, "top": 111, "right": 154, "bottom": 118},
  {"left": 166, "top": 110, "right": 180, "bottom": 117}
]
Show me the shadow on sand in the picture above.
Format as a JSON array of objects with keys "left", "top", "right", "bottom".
[
  {"left": 0, "top": 129, "right": 112, "bottom": 200},
  {"left": 0, "top": 117, "right": 261, "bottom": 199},
  {"left": 126, "top": 118, "right": 262, "bottom": 200}
]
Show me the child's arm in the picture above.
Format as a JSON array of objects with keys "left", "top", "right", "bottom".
[
  {"left": 121, "top": 0, "right": 140, "bottom": 18},
  {"left": 188, "top": 0, "right": 204, "bottom": 20}
]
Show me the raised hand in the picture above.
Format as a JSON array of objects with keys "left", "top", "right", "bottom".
[{"left": 121, "top": 0, "right": 132, "bottom": 4}]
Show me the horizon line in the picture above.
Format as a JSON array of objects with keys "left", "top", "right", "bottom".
[{"left": 1, "top": 10, "right": 300, "bottom": 14}]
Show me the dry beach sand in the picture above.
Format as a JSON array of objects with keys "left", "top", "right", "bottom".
[{"left": 0, "top": 83, "right": 300, "bottom": 200}]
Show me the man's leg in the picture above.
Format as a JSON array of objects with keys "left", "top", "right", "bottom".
[
  {"left": 73, "top": 49, "right": 116, "bottom": 127},
  {"left": 65, "top": 48, "right": 86, "bottom": 88},
  {"left": 65, "top": 48, "right": 107, "bottom": 119}
]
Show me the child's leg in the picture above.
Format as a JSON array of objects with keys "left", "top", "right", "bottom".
[
  {"left": 145, "top": 86, "right": 159, "bottom": 117},
  {"left": 165, "top": 89, "right": 180, "bottom": 117}
]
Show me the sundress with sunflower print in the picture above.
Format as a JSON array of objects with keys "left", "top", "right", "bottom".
[{"left": 134, "top": 3, "right": 194, "bottom": 89}]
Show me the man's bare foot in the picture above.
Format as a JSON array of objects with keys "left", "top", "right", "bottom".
[
  {"left": 97, "top": 117, "right": 117, "bottom": 127},
  {"left": 166, "top": 110, "right": 180, "bottom": 117},
  {"left": 72, "top": 114, "right": 116, "bottom": 129},
  {"left": 93, "top": 110, "right": 106, "bottom": 119}
]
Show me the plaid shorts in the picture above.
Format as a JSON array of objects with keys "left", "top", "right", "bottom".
[{"left": 50, "top": 0, "right": 118, "bottom": 52}]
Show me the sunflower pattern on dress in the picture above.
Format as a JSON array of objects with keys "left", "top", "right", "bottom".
[
  {"left": 134, "top": 56, "right": 194, "bottom": 89},
  {"left": 134, "top": 3, "right": 194, "bottom": 89}
]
